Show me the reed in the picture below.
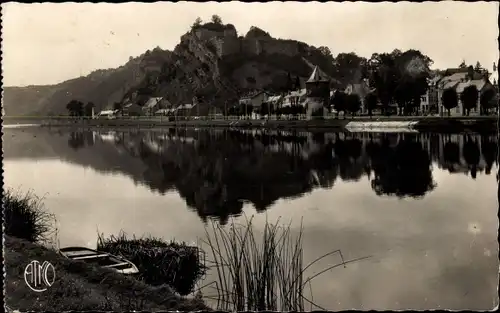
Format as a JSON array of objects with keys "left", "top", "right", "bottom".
[
  {"left": 200, "top": 215, "right": 371, "bottom": 311},
  {"left": 3, "top": 188, "right": 57, "bottom": 244},
  {"left": 96, "top": 231, "right": 207, "bottom": 296}
]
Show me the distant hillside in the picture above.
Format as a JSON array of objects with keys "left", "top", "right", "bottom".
[
  {"left": 3, "top": 21, "right": 363, "bottom": 116},
  {"left": 3, "top": 50, "right": 173, "bottom": 116}
]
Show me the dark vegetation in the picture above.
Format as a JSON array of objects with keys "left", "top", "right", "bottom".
[
  {"left": 4, "top": 188, "right": 57, "bottom": 243},
  {"left": 97, "top": 232, "right": 207, "bottom": 296}
]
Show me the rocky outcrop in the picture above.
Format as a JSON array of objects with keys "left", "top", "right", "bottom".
[{"left": 3, "top": 23, "right": 338, "bottom": 116}]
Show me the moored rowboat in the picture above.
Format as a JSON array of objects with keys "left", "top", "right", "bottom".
[{"left": 59, "top": 246, "right": 139, "bottom": 275}]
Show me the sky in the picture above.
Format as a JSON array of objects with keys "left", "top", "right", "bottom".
[{"left": 2, "top": 1, "right": 499, "bottom": 87}]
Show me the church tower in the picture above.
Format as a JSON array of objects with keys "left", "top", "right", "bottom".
[{"left": 305, "top": 66, "right": 330, "bottom": 119}]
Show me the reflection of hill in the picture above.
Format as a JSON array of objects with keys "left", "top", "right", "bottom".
[
  {"left": 5, "top": 127, "right": 497, "bottom": 224},
  {"left": 4, "top": 127, "right": 149, "bottom": 187}
]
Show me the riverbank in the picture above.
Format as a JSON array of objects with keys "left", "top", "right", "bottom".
[
  {"left": 4, "top": 235, "right": 209, "bottom": 311},
  {"left": 6, "top": 115, "right": 498, "bottom": 132}
]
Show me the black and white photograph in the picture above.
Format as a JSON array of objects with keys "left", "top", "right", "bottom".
[{"left": 3, "top": 1, "right": 499, "bottom": 311}]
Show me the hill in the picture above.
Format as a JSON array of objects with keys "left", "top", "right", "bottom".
[{"left": 3, "top": 21, "right": 363, "bottom": 116}]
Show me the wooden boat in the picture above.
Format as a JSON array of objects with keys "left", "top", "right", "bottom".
[{"left": 59, "top": 247, "right": 139, "bottom": 275}]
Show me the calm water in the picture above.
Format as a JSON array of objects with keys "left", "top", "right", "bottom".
[{"left": 4, "top": 126, "right": 499, "bottom": 310}]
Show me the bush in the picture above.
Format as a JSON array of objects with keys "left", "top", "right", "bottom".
[
  {"left": 3, "top": 188, "right": 57, "bottom": 243},
  {"left": 97, "top": 231, "right": 207, "bottom": 296}
]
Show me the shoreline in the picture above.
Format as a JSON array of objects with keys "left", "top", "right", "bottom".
[
  {"left": 4, "top": 235, "right": 209, "bottom": 311},
  {"left": 4, "top": 115, "right": 498, "bottom": 132}
]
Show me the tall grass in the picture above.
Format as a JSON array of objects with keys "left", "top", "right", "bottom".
[
  {"left": 3, "top": 188, "right": 57, "bottom": 244},
  {"left": 97, "top": 231, "right": 207, "bottom": 296},
  {"left": 200, "top": 216, "right": 371, "bottom": 311}
]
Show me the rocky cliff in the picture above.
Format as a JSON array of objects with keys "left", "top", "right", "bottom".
[{"left": 3, "top": 23, "right": 344, "bottom": 116}]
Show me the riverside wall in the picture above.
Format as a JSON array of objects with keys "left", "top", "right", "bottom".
[{"left": 4, "top": 115, "right": 495, "bottom": 133}]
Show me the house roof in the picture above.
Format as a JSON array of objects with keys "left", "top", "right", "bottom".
[
  {"left": 99, "top": 110, "right": 115, "bottom": 115},
  {"left": 144, "top": 97, "right": 163, "bottom": 109},
  {"left": 428, "top": 75, "right": 443, "bottom": 85},
  {"left": 266, "top": 95, "right": 283, "bottom": 103},
  {"left": 123, "top": 102, "right": 140, "bottom": 108},
  {"left": 241, "top": 90, "right": 268, "bottom": 100},
  {"left": 442, "top": 81, "right": 460, "bottom": 90},
  {"left": 306, "top": 66, "right": 329, "bottom": 83},
  {"left": 456, "top": 79, "right": 487, "bottom": 93},
  {"left": 177, "top": 103, "right": 196, "bottom": 110}
]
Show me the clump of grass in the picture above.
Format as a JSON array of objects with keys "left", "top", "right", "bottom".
[
  {"left": 96, "top": 231, "right": 207, "bottom": 296},
  {"left": 200, "top": 216, "right": 371, "bottom": 311},
  {"left": 3, "top": 188, "right": 57, "bottom": 244}
]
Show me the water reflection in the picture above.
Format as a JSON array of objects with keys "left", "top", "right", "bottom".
[{"left": 5, "top": 127, "right": 497, "bottom": 224}]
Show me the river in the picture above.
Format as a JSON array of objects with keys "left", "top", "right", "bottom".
[{"left": 3, "top": 126, "right": 499, "bottom": 310}]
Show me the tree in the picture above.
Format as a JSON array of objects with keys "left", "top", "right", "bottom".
[
  {"left": 467, "top": 65, "right": 474, "bottom": 80},
  {"left": 192, "top": 17, "right": 202, "bottom": 28},
  {"left": 474, "top": 61, "right": 482, "bottom": 71},
  {"left": 459, "top": 60, "right": 467, "bottom": 68},
  {"left": 442, "top": 88, "right": 458, "bottom": 116},
  {"left": 294, "top": 76, "right": 301, "bottom": 90},
  {"left": 318, "top": 46, "right": 332, "bottom": 58},
  {"left": 364, "top": 93, "right": 378, "bottom": 118},
  {"left": 345, "top": 93, "right": 361, "bottom": 117},
  {"left": 393, "top": 50, "right": 432, "bottom": 115},
  {"left": 460, "top": 85, "right": 478, "bottom": 116},
  {"left": 113, "top": 102, "right": 123, "bottom": 111},
  {"left": 66, "top": 100, "right": 84, "bottom": 117},
  {"left": 332, "top": 90, "right": 347, "bottom": 118},
  {"left": 332, "top": 52, "right": 367, "bottom": 84},
  {"left": 480, "top": 88, "right": 496, "bottom": 115},
  {"left": 367, "top": 53, "right": 398, "bottom": 115},
  {"left": 211, "top": 14, "right": 222, "bottom": 25}
]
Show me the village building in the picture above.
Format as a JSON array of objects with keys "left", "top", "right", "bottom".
[
  {"left": 422, "top": 74, "right": 443, "bottom": 114},
  {"left": 305, "top": 66, "right": 330, "bottom": 119},
  {"left": 282, "top": 89, "right": 307, "bottom": 108},
  {"left": 239, "top": 91, "right": 270, "bottom": 112},
  {"left": 154, "top": 108, "right": 175, "bottom": 116},
  {"left": 175, "top": 103, "right": 197, "bottom": 118},
  {"left": 121, "top": 102, "right": 143, "bottom": 116},
  {"left": 96, "top": 110, "right": 117, "bottom": 119},
  {"left": 436, "top": 70, "right": 496, "bottom": 116},
  {"left": 142, "top": 97, "right": 170, "bottom": 116}
]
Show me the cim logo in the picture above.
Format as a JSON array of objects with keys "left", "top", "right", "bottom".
[{"left": 24, "top": 260, "right": 56, "bottom": 292}]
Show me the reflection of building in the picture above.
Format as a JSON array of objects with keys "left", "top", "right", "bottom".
[
  {"left": 305, "top": 66, "right": 330, "bottom": 119},
  {"left": 68, "top": 127, "right": 497, "bottom": 223},
  {"left": 435, "top": 133, "right": 490, "bottom": 173}
]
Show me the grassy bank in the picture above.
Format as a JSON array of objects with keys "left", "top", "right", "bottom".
[
  {"left": 3, "top": 188, "right": 209, "bottom": 311},
  {"left": 4, "top": 235, "right": 209, "bottom": 311}
]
